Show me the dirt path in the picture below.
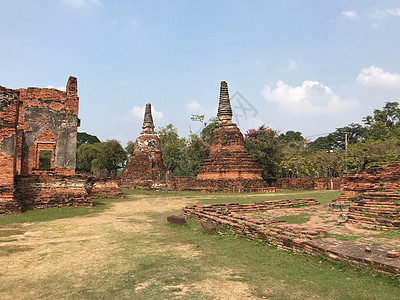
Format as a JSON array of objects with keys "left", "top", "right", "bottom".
[{"left": 0, "top": 194, "right": 258, "bottom": 300}]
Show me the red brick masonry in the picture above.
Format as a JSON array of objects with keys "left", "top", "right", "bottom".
[
  {"left": 275, "top": 177, "right": 341, "bottom": 191},
  {"left": 333, "top": 162, "right": 400, "bottom": 228},
  {"left": 0, "top": 78, "right": 123, "bottom": 213},
  {"left": 183, "top": 199, "right": 400, "bottom": 275}
]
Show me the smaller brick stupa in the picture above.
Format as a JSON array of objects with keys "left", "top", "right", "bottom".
[
  {"left": 121, "top": 103, "right": 168, "bottom": 189},
  {"left": 193, "top": 81, "right": 273, "bottom": 192}
]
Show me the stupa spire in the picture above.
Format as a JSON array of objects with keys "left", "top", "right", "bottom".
[
  {"left": 217, "top": 81, "right": 233, "bottom": 124},
  {"left": 142, "top": 103, "right": 155, "bottom": 133}
]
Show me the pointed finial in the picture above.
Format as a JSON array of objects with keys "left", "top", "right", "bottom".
[
  {"left": 217, "top": 81, "right": 232, "bottom": 124},
  {"left": 142, "top": 103, "right": 155, "bottom": 133}
]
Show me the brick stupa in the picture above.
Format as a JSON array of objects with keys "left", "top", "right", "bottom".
[
  {"left": 121, "top": 103, "right": 168, "bottom": 189},
  {"left": 193, "top": 81, "right": 272, "bottom": 192}
]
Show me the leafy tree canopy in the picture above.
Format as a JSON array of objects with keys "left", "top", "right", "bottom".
[
  {"left": 76, "top": 140, "right": 127, "bottom": 174},
  {"left": 306, "top": 123, "right": 364, "bottom": 151},
  {"left": 158, "top": 124, "right": 186, "bottom": 172},
  {"left": 244, "top": 125, "right": 283, "bottom": 179},
  {"left": 77, "top": 132, "right": 100, "bottom": 148},
  {"left": 174, "top": 134, "right": 210, "bottom": 177},
  {"left": 125, "top": 141, "right": 135, "bottom": 156}
]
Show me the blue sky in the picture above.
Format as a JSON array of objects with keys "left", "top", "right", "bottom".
[{"left": 1, "top": 0, "right": 399, "bottom": 145}]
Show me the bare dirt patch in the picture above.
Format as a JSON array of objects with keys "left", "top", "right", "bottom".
[{"left": 0, "top": 193, "right": 253, "bottom": 299}]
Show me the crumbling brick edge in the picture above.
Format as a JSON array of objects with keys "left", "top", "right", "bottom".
[{"left": 182, "top": 199, "right": 400, "bottom": 276}]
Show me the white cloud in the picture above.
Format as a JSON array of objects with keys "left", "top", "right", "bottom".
[
  {"left": 287, "top": 60, "right": 298, "bottom": 71},
  {"left": 186, "top": 100, "right": 202, "bottom": 112},
  {"left": 62, "top": 0, "right": 101, "bottom": 7},
  {"left": 262, "top": 80, "right": 357, "bottom": 114},
  {"left": 357, "top": 66, "right": 400, "bottom": 87},
  {"left": 342, "top": 10, "right": 359, "bottom": 20},
  {"left": 369, "top": 8, "right": 400, "bottom": 19},
  {"left": 45, "top": 85, "right": 66, "bottom": 91},
  {"left": 130, "top": 105, "right": 163, "bottom": 120}
]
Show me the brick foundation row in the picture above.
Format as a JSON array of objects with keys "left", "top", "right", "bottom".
[
  {"left": 334, "top": 162, "right": 400, "bottom": 228},
  {"left": 275, "top": 177, "right": 341, "bottom": 191},
  {"left": 173, "top": 178, "right": 275, "bottom": 193},
  {"left": 183, "top": 199, "right": 400, "bottom": 275},
  {"left": 0, "top": 175, "right": 123, "bottom": 213}
]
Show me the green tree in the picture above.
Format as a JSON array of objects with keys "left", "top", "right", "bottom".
[
  {"left": 278, "top": 132, "right": 307, "bottom": 178},
  {"left": 174, "top": 135, "right": 210, "bottom": 177},
  {"left": 191, "top": 114, "right": 220, "bottom": 142},
  {"left": 200, "top": 118, "right": 219, "bottom": 142},
  {"left": 363, "top": 102, "right": 400, "bottom": 140},
  {"left": 279, "top": 130, "right": 305, "bottom": 144},
  {"left": 76, "top": 140, "right": 127, "bottom": 174},
  {"left": 244, "top": 125, "right": 283, "bottom": 179},
  {"left": 77, "top": 132, "right": 100, "bottom": 148},
  {"left": 306, "top": 123, "right": 364, "bottom": 151},
  {"left": 158, "top": 124, "right": 186, "bottom": 172},
  {"left": 347, "top": 138, "right": 400, "bottom": 171},
  {"left": 76, "top": 143, "right": 100, "bottom": 173},
  {"left": 125, "top": 141, "right": 135, "bottom": 155}
]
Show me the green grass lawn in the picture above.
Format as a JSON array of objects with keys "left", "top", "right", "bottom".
[
  {"left": 0, "top": 197, "right": 131, "bottom": 225},
  {"left": 1, "top": 189, "right": 399, "bottom": 300}
]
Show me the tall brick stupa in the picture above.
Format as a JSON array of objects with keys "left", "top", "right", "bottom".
[
  {"left": 121, "top": 103, "right": 168, "bottom": 189},
  {"left": 194, "top": 81, "right": 272, "bottom": 192}
]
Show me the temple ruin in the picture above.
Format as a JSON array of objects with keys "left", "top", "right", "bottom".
[
  {"left": 174, "top": 81, "right": 275, "bottom": 192},
  {"left": 121, "top": 103, "right": 168, "bottom": 189},
  {"left": 0, "top": 77, "right": 121, "bottom": 214},
  {"left": 332, "top": 162, "right": 400, "bottom": 228}
]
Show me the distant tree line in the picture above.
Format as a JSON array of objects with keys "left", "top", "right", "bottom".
[{"left": 76, "top": 101, "right": 400, "bottom": 179}]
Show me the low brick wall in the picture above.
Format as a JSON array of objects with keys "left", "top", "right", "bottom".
[
  {"left": 14, "top": 174, "right": 92, "bottom": 210},
  {"left": 173, "top": 178, "right": 275, "bottom": 193},
  {"left": 183, "top": 199, "right": 400, "bottom": 275},
  {"left": 333, "top": 162, "right": 400, "bottom": 228},
  {"left": 1, "top": 175, "right": 125, "bottom": 214},
  {"left": 88, "top": 177, "right": 124, "bottom": 199},
  {"left": 275, "top": 177, "right": 341, "bottom": 190},
  {"left": 0, "top": 185, "right": 19, "bottom": 213}
]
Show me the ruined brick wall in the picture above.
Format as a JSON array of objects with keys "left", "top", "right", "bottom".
[
  {"left": 15, "top": 175, "right": 92, "bottom": 210},
  {"left": 334, "top": 162, "right": 400, "bottom": 203},
  {"left": 16, "top": 76, "right": 79, "bottom": 176},
  {"left": 197, "top": 124, "right": 264, "bottom": 180},
  {"left": 173, "top": 177, "right": 275, "bottom": 193},
  {"left": 183, "top": 199, "right": 400, "bottom": 275},
  {"left": 0, "top": 77, "right": 84, "bottom": 213},
  {"left": 0, "top": 87, "right": 20, "bottom": 213},
  {"left": 334, "top": 162, "right": 400, "bottom": 228},
  {"left": 275, "top": 177, "right": 341, "bottom": 191},
  {"left": 87, "top": 177, "right": 124, "bottom": 199},
  {"left": 189, "top": 123, "right": 271, "bottom": 192},
  {"left": 121, "top": 133, "right": 168, "bottom": 189}
]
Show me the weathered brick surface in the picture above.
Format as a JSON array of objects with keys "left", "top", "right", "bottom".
[
  {"left": 15, "top": 175, "right": 92, "bottom": 210},
  {"left": 167, "top": 215, "right": 187, "bottom": 226},
  {"left": 121, "top": 103, "right": 169, "bottom": 189},
  {"left": 183, "top": 198, "right": 400, "bottom": 275},
  {"left": 87, "top": 177, "right": 124, "bottom": 199},
  {"left": 0, "top": 87, "right": 20, "bottom": 212},
  {"left": 197, "top": 125, "right": 264, "bottom": 180},
  {"left": 172, "top": 178, "right": 275, "bottom": 193},
  {"left": 0, "top": 77, "right": 89, "bottom": 213},
  {"left": 190, "top": 81, "right": 272, "bottom": 193},
  {"left": 201, "top": 220, "right": 217, "bottom": 231},
  {"left": 333, "top": 162, "right": 400, "bottom": 228},
  {"left": 275, "top": 177, "right": 341, "bottom": 190},
  {"left": 16, "top": 77, "right": 79, "bottom": 176}
]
